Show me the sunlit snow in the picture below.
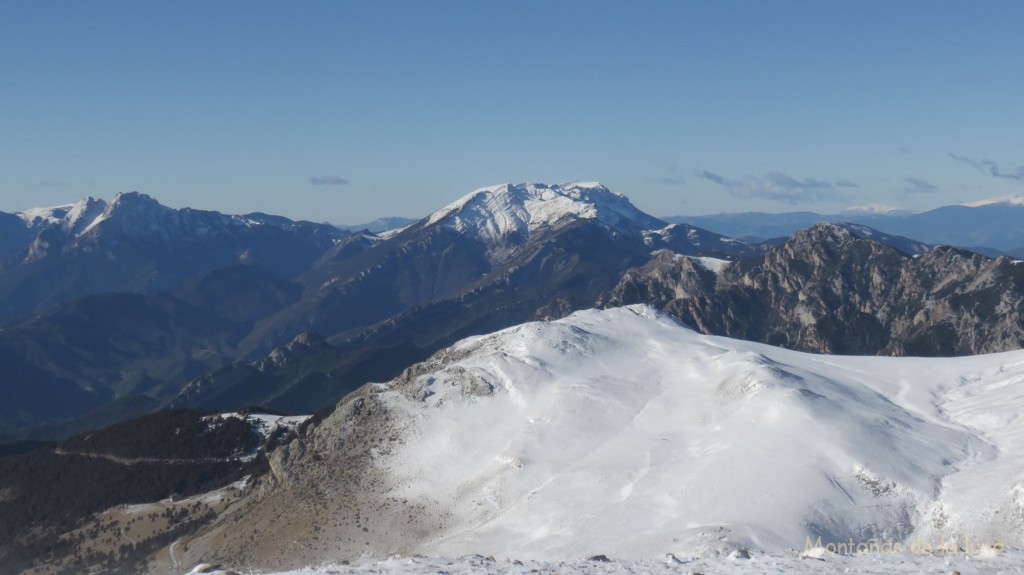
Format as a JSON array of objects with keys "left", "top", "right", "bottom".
[{"left": 199, "top": 306, "right": 1024, "bottom": 572}]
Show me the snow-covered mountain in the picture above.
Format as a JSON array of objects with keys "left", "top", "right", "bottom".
[
  {"left": 411, "top": 181, "right": 760, "bottom": 263},
  {"left": 179, "top": 305, "right": 1024, "bottom": 570},
  {"left": 241, "top": 181, "right": 760, "bottom": 354},
  {"left": 0, "top": 184, "right": 763, "bottom": 436},
  {"left": 0, "top": 192, "right": 347, "bottom": 316},
  {"left": 16, "top": 196, "right": 108, "bottom": 238},
  {"left": 423, "top": 182, "right": 666, "bottom": 254},
  {"left": 15, "top": 192, "right": 340, "bottom": 260}
]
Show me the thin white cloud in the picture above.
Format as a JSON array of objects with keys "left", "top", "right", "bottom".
[
  {"left": 903, "top": 177, "right": 939, "bottom": 194},
  {"left": 309, "top": 175, "right": 350, "bottom": 186},
  {"left": 696, "top": 170, "right": 853, "bottom": 204}
]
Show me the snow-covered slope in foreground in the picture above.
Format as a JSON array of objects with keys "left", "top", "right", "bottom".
[
  {"left": 195, "top": 305, "right": 1024, "bottom": 571},
  {"left": 329, "top": 305, "right": 1024, "bottom": 560}
]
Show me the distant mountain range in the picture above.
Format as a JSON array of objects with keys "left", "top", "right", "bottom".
[
  {"left": 0, "top": 184, "right": 761, "bottom": 437},
  {"left": 0, "top": 192, "right": 346, "bottom": 317},
  {"left": 337, "top": 195, "right": 1024, "bottom": 256},
  {"left": 3, "top": 185, "right": 1023, "bottom": 443},
  {"left": 335, "top": 216, "right": 416, "bottom": 233},
  {"left": 664, "top": 196, "right": 1024, "bottom": 256},
  {"left": 5, "top": 184, "right": 1024, "bottom": 574},
  {"left": 169, "top": 182, "right": 764, "bottom": 414}
]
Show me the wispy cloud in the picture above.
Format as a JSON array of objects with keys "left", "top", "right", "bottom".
[
  {"left": 895, "top": 147, "right": 912, "bottom": 156},
  {"left": 309, "top": 175, "right": 350, "bottom": 186},
  {"left": 949, "top": 154, "right": 1024, "bottom": 181},
  {"left": 695, "top": 170, "right": 732, "bottom": 186},
  {"left": 696, "top": 170, "right": 853, "bottom": 204},
  {"left": 654, "top": 165, "right": 685, "bottom": 186},
  {"left": 903, "top": 177, "right": 939, "bottom": 194}
]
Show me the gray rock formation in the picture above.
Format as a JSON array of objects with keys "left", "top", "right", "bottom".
[{"left": 602, "top": 223, "right": 1024, "bottom": 356}]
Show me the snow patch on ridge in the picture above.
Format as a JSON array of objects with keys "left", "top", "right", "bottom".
[
  {"left": 675, "top": 253, "right": 731, "bottom": 274},
  {"left": 17, "top": 203, "right": 77, "bottom": 226}
]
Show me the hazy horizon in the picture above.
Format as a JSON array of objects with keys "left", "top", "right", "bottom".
[
  {"left": 5, "top": 182, "right": 1010, "bottom": 228},
  {"left": 3, "top": 1, "right": 1023, "bottom": 223}
]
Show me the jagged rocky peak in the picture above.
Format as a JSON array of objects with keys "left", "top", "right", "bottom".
[
  {"left": 258, "top": 331, "right": 330, "bottom": 372},
  {"left": 603, "top": 221, "right": 1024, "bottom": 356},
  {"left": 18, "top": 197, "right": 110, "bottom": 262},
  {"left": 789, "top": 222, "right": 858, "bottom": 248},
  {"left": 108, "top": 190, "right": 161, "bottom": 208},
  {"left": 424, "top": 182, "right": 666, "bottom": 246},
  {"left": 74, "top": 191, "right": 250, "bottom": 244},
  {"left": 61, "top": 197, "right": 108, "bottom": 233},
  {"left": 16, "top": 193, "right": 197, "bottom": 242},
  {"left": 773, "top": 221, "right": 905, "bottom": 265},
  {"left": 95, "top": 191, "right": 176, "bottom": 225}
]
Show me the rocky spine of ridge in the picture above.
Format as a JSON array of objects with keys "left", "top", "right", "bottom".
[{"left": 603, "top": 222, "right": 1024, "bottom": 355}]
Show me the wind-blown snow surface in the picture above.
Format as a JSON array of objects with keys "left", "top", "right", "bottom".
[
  {"left": 261, "top": 551, "right": 1024, "bottom": 575},
  {"left": 305, "top": 305, "right": 1024, "bottom": 562}
]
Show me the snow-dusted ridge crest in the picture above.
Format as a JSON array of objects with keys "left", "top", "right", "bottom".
[
  {"left": 423, "top": 182, "right": 667, "bottom": 247},
  {"left": 205, "top": 304, "right": 1024, "bottom": 569},
  {"left": 14, "top": 191, "right": 327, "bottom": 251}
]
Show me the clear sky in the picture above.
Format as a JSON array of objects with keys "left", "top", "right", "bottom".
[{"left": 2, "top": 1, "right": 1023, "bottom": 224}]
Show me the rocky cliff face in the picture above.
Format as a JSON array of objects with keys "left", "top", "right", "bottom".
[{"left": 602, "top": 223, "right": 1024, "bottom": 355}]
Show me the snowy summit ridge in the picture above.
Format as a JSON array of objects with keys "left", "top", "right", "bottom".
[
  {"left": 15, "top": 192, "right": 273, "bottom": 249},
  {"left": 425, "top": 182, "right": 666, "bottom": 247},
  {"left": 17, "top": 196, "right": 107, "bottom": 233}
]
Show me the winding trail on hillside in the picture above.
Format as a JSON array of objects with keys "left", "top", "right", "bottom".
[
  {"left": 169, "top": 538, "right": 182, "bottom": 573},
  {"left": 52, "top": 447, "right": 246, "bottom": 465}
]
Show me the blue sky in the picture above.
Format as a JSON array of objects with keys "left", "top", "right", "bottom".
[{"left": 2, "top": 1, "right": 1023, "bottom": 223}]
